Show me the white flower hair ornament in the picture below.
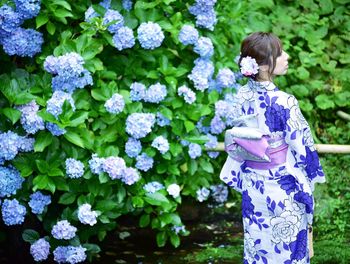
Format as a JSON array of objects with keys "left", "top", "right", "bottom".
[{"left": 240, "top": 56, "right": 259, "bottom": 77}]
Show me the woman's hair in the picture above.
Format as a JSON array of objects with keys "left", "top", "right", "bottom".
[{"left": 239, "top": 32, "right": 282, "bottom": 80}]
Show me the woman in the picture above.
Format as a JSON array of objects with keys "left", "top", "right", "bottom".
[{"left": 220, "top": 32, "right": 326, "bottom": 263}]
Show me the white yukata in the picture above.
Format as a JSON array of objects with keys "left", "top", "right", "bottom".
[{"left": 220, "top": 79, "right": 326, "bottom": 264}]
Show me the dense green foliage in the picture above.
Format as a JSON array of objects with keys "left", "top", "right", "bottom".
[{"left": 0, "top": 0, "right": 349, "bottom": 262}]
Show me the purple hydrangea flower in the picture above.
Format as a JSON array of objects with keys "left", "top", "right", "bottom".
[
  {"left": 78, "top": 203, "right": 98, "bottom": 226},
  {"left": 51, "top": 220, "right": 77, "bottom": 240},
  {"left": 30, "top": 238, "right": 50, "bottom": 262},
  {"left": 137, "top": 22, "right": 164, "bottom": 50},
  {"left": 135, "top": 153, "right": 153, "bottom": 172},
  {"left": 125, "top": 137, "right": 142, "bottom": 158},
  {"left": 104, "top": 93, "right": 125, "bottom": 114},
  {"left": 14, "top": 0, "right": 41, "bottom": 20},
  {"left": 177, "top": 85, "right": 196, "bottom": 104},
  {"left": 46, "top": 91, "right": 75, "bottom": 118},
  {"left": 130, "top": 82, "right": 146, "bottom": 101},
  {"left": 194, "top": 36, "right": 214, "bottom": 58},
  {"left": 28, "top": 191, "right": 51, "bottom": 214},
  {"left": 122, "top": 0, "right": 133, "bottom": 11},
  {"left": 2, "top": 28, "right": 43, "bottom": 57},
  {"left": 16, "top": 100, "right": 45, "bottom": 134},
  {"left": 122, "top": 167, "right": 140, "bottom": 185},
  {"left": 65, "top": 158, "right": 84, "bottom": 178},
  {"left": 196, "top": 187, "right": 210, "bottom": 202},
  {"left": 144, "top": 83, "right": 167, "bottom": 103},
  {"left": 88, "top": 154, "right": 105, "bottom": 175},
  {"left": 178, "top": 25, "right": 199, "bottom": 45},
  {"left": 188, "top": 143, "right": 202, "bottom": 159},
  {"left": 46, "top": 122, "right": 66, "bottom": 136},
  {"left": 125, "top": 113, "right": 155, "bottom": 139},
  {"left": 0, "top": 166, "right": 24, "bottom": 198},
  {"left": 1, "top": 198, "right": 26, "bottom": 226},
  {"left": 151, "top": 136, "right": 169, "bottom": 154},
  {"left": 156, "top": 112, "right": 170, "bottom": 127},
  {"left": 53, "top": 245, "right": 87, "bottom": 264},
  {"left": 143, "top": 181, "right": 164, "bottom": 193},
  {"left": 216, "top": 68, "right": 235, "bottom": 89},
  {"left": 102, "top": 156, "right": 126, "bottom": 180},
  {"left": 103, "top": 9, "right": 124, "bottom": 33},
  {"left": 112, "top": 26, "right": 135, "bottom": 50}
]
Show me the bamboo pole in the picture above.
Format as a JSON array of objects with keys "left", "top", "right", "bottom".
[
  {"left": 208, "top": 143, "right": 350, "bottom": 154},
  {"left": 337, "top": 110, "right": 350, "bottom": 122}
]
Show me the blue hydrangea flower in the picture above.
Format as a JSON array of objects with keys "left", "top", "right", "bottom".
[
  {"left": 122, "top": 167, "right": 140, "bottom": 185},
  {"left": 204, "top": 134, "right": 218, "bottom": 149},
  {"left": 84, "top": 6, "right": 98, "bottom": 22},
  {"left": 125, "top": 137, "right": 142, "bottom": 158},
  {"left": 99, "top": 0, "right": 111, "bottom": 9},
  {"left": 29, "top": 191, "right": 51, "bottom": 214},
  {"left": 216, "top": 68, "right": 235, "bottom": 89},
  {"left": 144, "top": 83, "right": 167, "bottom": 103},
  {"left": 46, "top": 122, "right": 66, "bottom": 136},
  {"left": 0, "top": 5, "right": 22, "bottom": 36},
  {"left": 2, "top": 28, "right": 43, "bottom": 57},
  {"left": 88, "top": 154, "right": 105, "bottom": 175},
  {"left": 14, "top": 0, "right": 41, "bottom": 20},
  {"left": 51, "top": 220, "right": 77, "bottom": 240},
  {"left": 130, "top": 82, "right": 146, "bottom": 101},
  {"left": 1, "top": 198, "right": 26, "bottom": 226},
  {"left": 180, "top": 139, "right": 190, "bottom": 146},
  {"left": 53, "top": 245, "right": 87, "bottom": 264},
  {"left": 104, "top": 93, "right": 125, "bottom": 114},
  {"left": 16, "top": 100, "right": 45, "bottom": 134},
  {"left": 214, "top": 100, "right": 238, "bottom": 126},
  {"left": 210, "top": 115, "right": 226, "bottom": 134},
  {"left": 125, "top": 113, "right": 155, "bottom": 139},
  {"left": 194, "top": 37, "right": 214, "bottom": 58},
  {"left": 46, "top": 91, "right": 75, "bottom": 118},
  {"left": 156, "top": 112, "right": 170, "bottom": 127},
  {"left": 210, "top": 184, "right": 228, "bottom": 204},
  {"left": 196, "top": 117, "right": 210, "bottom": 134},
  {"left": 188, "top": 143, "right": 202, "bottom": 159},
  {"left": 208, "top": 151, "right": 219, "bottom": 158},
  {"left": 102, "top": 156, "right": 126, "bottom": 180},
  {"left": 122, "top": 0, "right": 133, "bottom": 11},
  {"left": 172, "top": 225, "right": 186, "bottom": 235},
  {"left": 112, "top": 26, "right": 135, "bottom": 50},
  {"left": 143, "top": 181, "right": 164, "bottom": 193},
  {"left": 196, "top": 187, "right": 210, "bottom": 202},
  {"left": 135, "top": 153, "right": 153, "bottom": 172},
  {"left": 188, "top": 58, "right": 214, "bottom": 91},
  {"left": 137, "top": 22, "right": 164, "bottom": 50},
  {"left": 78, "top": 203, "right": 98, "bottom": 226},
  {"left": 0, "top": 166, "right": 24, "bottom": 198},
  {"left": 178, "top": 25, "right": 199, "bottom": 45},
  {"left": 103, "top": 9, "right": 124, "bottom": 33},
  {"left": 194, "top": 10, "right": 217, "bottom": 31},
  {"left": 30, "top": 238, "right": 50, "bottom": 262},
  {"left": 0, "top": 131, "right": 34, "bottom": 163},
  {"left": 177, "top": 85, "right": 196, "bottom": 104},
  {"left": 65, "top": 158, "right": 84, "bottom": 178},
  {"left": 151, "top": 136, "right": 169, "bottom": 154}
]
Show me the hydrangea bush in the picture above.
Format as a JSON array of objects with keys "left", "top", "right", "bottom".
[{"left": 0, "top": 0, "right": 236, "bottom": 262}]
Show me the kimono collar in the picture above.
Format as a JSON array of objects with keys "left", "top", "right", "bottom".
[{"left": 248, "top": 79, "right": 278, "bottom": 92}]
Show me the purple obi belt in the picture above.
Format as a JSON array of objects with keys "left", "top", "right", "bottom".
[{"left": 224, "top": 127, "right": 288, "bottom": 170}]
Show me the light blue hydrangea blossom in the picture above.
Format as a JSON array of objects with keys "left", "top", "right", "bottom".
[
  {"left": 104, "top": 93, "right": 125, "bottom": 114},
  {"left": 188, "top": 58, "right": 214, "bottom": 91},
  {"left": 156, "top": 112, "right": 170, "bottom": 127},
  {"left": 46, "top": 91, "right": 75, "bottom": 118},
  {"left": 103, "top": 9, "right": 124, "bottom": 33},
  {"left": 0, "top": 131, "right": 34, "bottom": 164},
  {"left": 167, "top": 183, "right": 181, "bottom": 198},
  {"left": 102, "top": 156, "right": 126, "bottom": 180},
  {"left": 122, "top": 167, "right": 140, "bottom": 185},
  {"left": 188, "top": 143, "right": 202, "bottom": 159},
  {"left": 30, "top": 238, "right": 50, "bottom": 262},
  {"left": 122, "top": 0, "right": 133, "bottom": 11},
  {"left": 151, "top": 136, "right": 169, "bottom": 154},
  {"left": 46, "top": 122, "right": 66, "bottom": 136},
  {"left": 78, "top": 203, "right": 98, "bottom": 226},
  {"left": 16, "top": 100, "right": 45, "bottom": 134},
  {"left": 178, "top": 25, "right": 199, "bottom": 45},
  {"left": 112, "top": 26, "right": 135, "bottom": 50},
  {"left": 194, "top": 36, "right": 214, "bottom": 58},
  {"left": 144, "top": 83, "right": 167, "bottom": 103},
  {"left": 210, "top": 184, "right": 228, "bottom": 204},
  {"left": 125, "top": 137, "right": 142, "bottom": 158},
  {"left": 1, "top": 198, "right": 26, "bottom": 226},
  {"left": 177, "top": 85, "right": 196, "bottom": 104},
  {"left": 135, "top": 153, "right": 154, "bottom": 172},
  {"left": 126, "top": 113, "right": 155, "bottom": 139},
  {"left": 196, "top": 187, "right": 210, "bottom": 202},
  {"left": 65, "top": 158, "right": 84, "bottom": 178},
  {"left": 14, "top": 0, "right": 41, "bottom": 20},
  {"left": 216, "top": 68, "right": 236, "bottom": 89},
  {"left": 204, "top": 133, "right": 220, "bottom": 159},
  {"left": 0, "top": 166, "right": 24, "bottom": 198},
  {"left": 130, "top": 82, "right": 146, "bottom": 101},
  {"left": 189, "top": 0, "right": 217, "bottom": 31},
  {"left": 210, "top": 115, "right": 226, "bottom": 134},
  {"left": 28, "top": 191, "right": 51, "bottom": 214},
  {"left": 143, "top": 181, "right": 164, "bottom": 193},
  {"left": 51, "top": 220, "right": 77, "bottom": 240},
  {"left": 53, "top": 245, "right": 87, "bottom": 264},
  {"left": 0, "top": 5, "right": 22, "bottom": 38},
  {"left": 137, "top": 22, "right": 164, "bottom": 50},
  {"left": 88, "top": 154, "right": 105, "bottom": 175}
]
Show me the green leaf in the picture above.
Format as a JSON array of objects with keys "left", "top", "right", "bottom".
[
  {"left": 99, "top": 173, "right": 109, "bottom": 184},
  {"left": 199, "top": 159, "right": 214, "bottom": 173},
  {"left": 34, "top": 131, "right": 54, "bottom": 152},
  {"left": 1, "top": 108, "right": 21, "bottom": 124},
  {"left": 96, "top": 200, "right": 118, "bottom": 212},
  {"left": 48, "top": 168, "right": 64, "bottom": 177},
  {"left": 36, "top": 13, "right": 49, "bottom": 28},
  {"left": 64, "top": 131, "right": 85, "bottom": 148},
  {"left": 69, "top": 111, "right": 89, "bottom": 127},
  {"left": 208, "top": 90, "right": 219, "bottom": 104},
  {"left": 188, "top": 159, "right": 198, "bottom": 175},
  {"left": 156, "top": 231, "right": 167, "bottom": 247},
  {"left": 83, "top": 243, "right": 101, "bottom": 254},
  {"left": 58, "top": 192, "right": 77, "bottom": 205},
  {"left": 54, "top": 8, "right": 73, "bottom": 18},
  {"left": 184, "top": 120, "right": 195, "bottom": 132},
  {"left": 139, "top": 214, "right": 150, "bottom": 227},
  {"left": 315, "top": 94, "right": 335, "bottom": 110},
  {"left": 296, "top": 67, "right": 310, "bottom": 80},
  {"left": 22, "top": 229, "right": 40, "bottom": 244},
  {"left": 170, "top": 233, "right": 180, "bottom": 248},
  {"left": 159, "top": 107, "right": 173, "bottom": 120},
  {"left": 46, "top": 21, "right": 56, "bottom": 35},
  {"left": 35, "top": 160, "right": 49, "bottom": 173},
  {"left": 144, "top": 192, "right": 169, "bottom": 206}
]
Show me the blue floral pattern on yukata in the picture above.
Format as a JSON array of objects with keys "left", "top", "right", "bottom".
[{"left": 220, "top": 79, "right": 326, "bottom": 263}]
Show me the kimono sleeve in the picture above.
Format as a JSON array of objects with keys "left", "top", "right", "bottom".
[
  {"left": 284, "top": 95, "right": 326, "bottom": 191},
  {"left": 220, "top": 156, "right": 244, "bottom": 194}
]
